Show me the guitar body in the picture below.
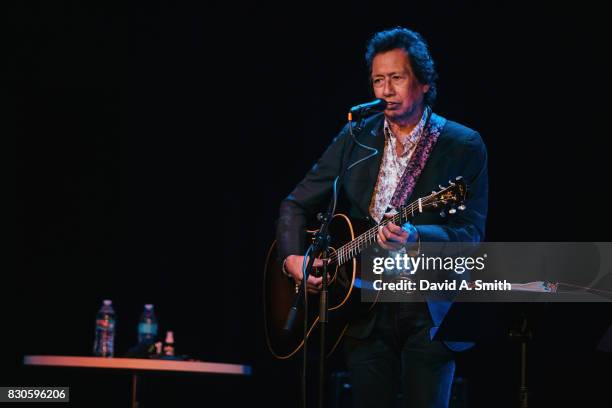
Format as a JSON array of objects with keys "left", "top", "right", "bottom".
[{"left": 263, "top": 214, "right": 378, "bottom": 360}]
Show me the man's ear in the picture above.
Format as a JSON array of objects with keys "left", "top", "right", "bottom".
[{"left": 423, "top": 84, "right": 431, "bottom": 94}]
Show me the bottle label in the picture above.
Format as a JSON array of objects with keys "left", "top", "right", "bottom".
[
  {"left": 138, "top": 323, "right": 158, "bottom": 335},
  {"left": 96, "top": 319, "right": 115, "bottom": 330}
]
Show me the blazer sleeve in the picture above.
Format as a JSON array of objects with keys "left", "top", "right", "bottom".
[{"left": 276, "top": 126, "right": 351, "bottom": 262}]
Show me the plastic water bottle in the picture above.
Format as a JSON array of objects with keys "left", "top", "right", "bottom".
[
  {"left": 93, "top": 299, "right": 115, "bottom": 357},
  {"left": 138, "top": 304, "right": 158, "bottom": 344}
]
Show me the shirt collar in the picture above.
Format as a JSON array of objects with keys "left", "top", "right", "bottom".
[{"left": 383, "top": 106, "right": 430, "bottom": 148}]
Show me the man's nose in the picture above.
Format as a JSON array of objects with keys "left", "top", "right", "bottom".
[{"left": 383, "top": 79, "right": 394, "bottom": 96}]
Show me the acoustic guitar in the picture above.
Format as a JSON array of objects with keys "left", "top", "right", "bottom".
[{"left": 263, "top": 177, "right": 467, "bottom": 359}]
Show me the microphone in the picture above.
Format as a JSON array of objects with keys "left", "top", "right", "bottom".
[{"left": 348, "top": 98, "right": 387, "bottom": 121}]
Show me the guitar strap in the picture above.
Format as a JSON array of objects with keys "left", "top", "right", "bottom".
[{"left": 390, "top": 110, "right": 447, "bottom": 207}]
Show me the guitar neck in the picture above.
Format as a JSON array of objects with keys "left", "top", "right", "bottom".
[
  {"left": 331, "top": 198, "right": 427, "bottom": 266},
  {"left": 328, "top": 177, "right": 465, "bottom": 266}
]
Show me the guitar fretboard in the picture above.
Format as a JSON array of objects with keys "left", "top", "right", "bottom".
[{"left": 331, "top": 195, "right": 435, "bottom": 266}]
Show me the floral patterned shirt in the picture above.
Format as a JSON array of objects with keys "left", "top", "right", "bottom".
[{"left": 368, "top": 107, "right": 430, "bottom": 223}]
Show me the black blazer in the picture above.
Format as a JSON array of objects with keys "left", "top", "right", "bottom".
[{"left": 276, "top": 112, "right": 488, "bottom": 350}]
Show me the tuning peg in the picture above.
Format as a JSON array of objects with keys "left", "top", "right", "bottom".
[
  {"left": 455, "top": 176, "right": 463, "bottom": 181},
  {"left": 440, "top": 210, "right": 446, "bottom": 218},
  {"left": 458, "top": 204, "right": 466, "bottom": 211},
  {"left": 438, "top": 184, "right": 444, "bottom": 190},
  {"left": 449, "top": 208, "right": 457, "bottom": 215},
  {"left": 449, "top": 179, "right": 456, "bottom": 186}
]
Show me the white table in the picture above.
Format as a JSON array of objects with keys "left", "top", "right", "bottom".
[{"left": 24, "top": 355, "right": 252, "bottom": 407}]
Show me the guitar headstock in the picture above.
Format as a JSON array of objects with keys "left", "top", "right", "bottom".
[
  {"left": 394, "top": 176, "right": 468, "bottom": 223},
  {"left": 426, "top": 176, "right": 467, "bottom": 216}
]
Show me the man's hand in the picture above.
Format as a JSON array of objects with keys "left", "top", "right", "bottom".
[
  {"left": 377, "top": 216, "right": 417, "bottom": 251},
  {"left": 284, "top": 255, "right": 329, "bottom": 294}
]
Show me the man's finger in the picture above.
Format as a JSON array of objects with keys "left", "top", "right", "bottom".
[
  {"left": 309, "top": 276, "right": 322, "bottom": 285},
  {"left": 386, "top": 222, "right": 402, "bottom": 233},
  {"left": 381, "top": 226, "right": 393, "bottom": 240},
  {"left": 394, "top": 231, "right": 409, "bottom": 241},
  {"left": 383, "top": 228, "right": 404, "bottom": 242},
  {"left": 385, "top": 226, "right": 408, "bottom": 242},
  {"left": 378, "top": 228, "right": 386, "bottom": 243}
]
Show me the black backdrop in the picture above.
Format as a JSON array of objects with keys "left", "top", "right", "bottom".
[{"left": 11, "top": 1, "right": 612, "bottom": 407}]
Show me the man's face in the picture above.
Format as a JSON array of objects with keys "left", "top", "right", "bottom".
[{"left": 371, "top": 48, "right": 430, "bottom": 123}]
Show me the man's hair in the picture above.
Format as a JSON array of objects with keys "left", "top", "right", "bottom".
[{"left": 365, "top": 27, "right": 438, "bottom": 107}]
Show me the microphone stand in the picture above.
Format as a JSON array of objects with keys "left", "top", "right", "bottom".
[
  {"left": 317, "top": 113, "right": 374, "bottom": 408},
  {"left": 283, "top": 112, "right": 366, "bottom": 334},
  {"left": 317, "top": 242, "right": 329, "bottom": 408},
  {"left": 283, "top": 112, "right": 370, "bottom": 408},
  {"left": 508, "top": 312, "right": 533, "bottom": 408}
]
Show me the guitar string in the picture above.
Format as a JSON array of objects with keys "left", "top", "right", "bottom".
[
  {"left": 329, "top": 192, "right": 449, "bottom": 265},
  {"left": 333, "top": 183, "right": 464, "bottom": 264},
  {"left": 323, "top": 182, "right": 464, "bottom": 265},
  {"left": 333, "top": 198, "right": 428, "bottom": 264}
]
